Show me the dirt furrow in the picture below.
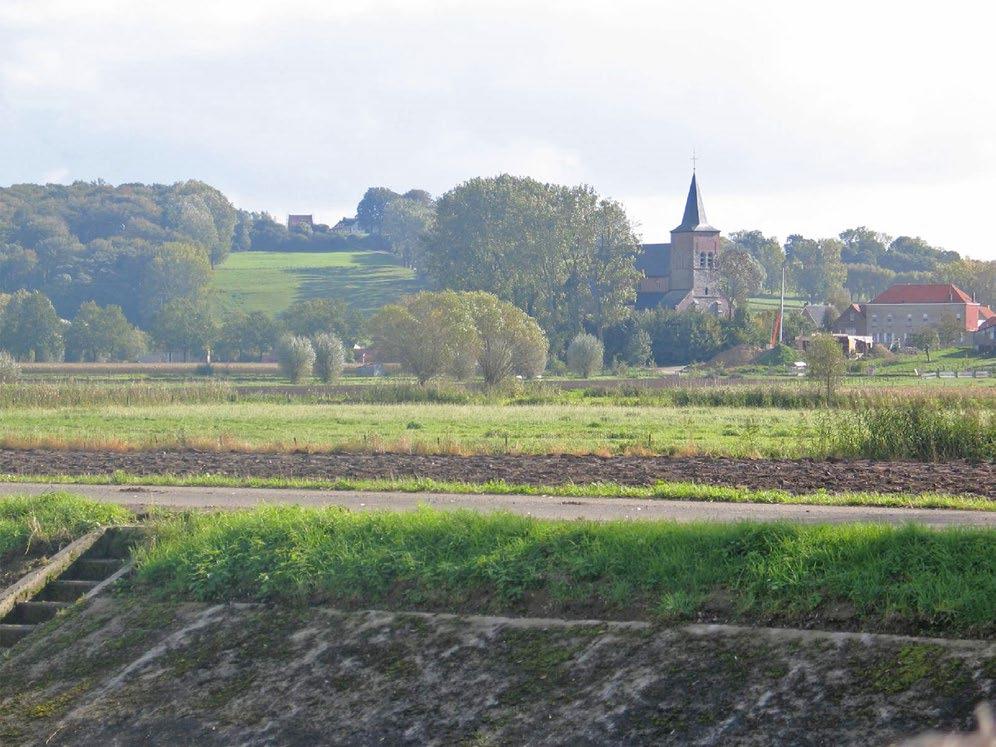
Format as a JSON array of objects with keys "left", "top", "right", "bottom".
[{"left": 0, "top": 449, "right": 991, "bottom": 497}]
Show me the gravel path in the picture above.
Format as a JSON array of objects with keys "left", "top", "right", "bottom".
[{"left": 3, "top": 482, "right": 994, "bottom": 527}]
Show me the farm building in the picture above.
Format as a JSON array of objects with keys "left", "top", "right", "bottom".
[{"left": 830, "top": 283, "right": 994, "bottom": 346}]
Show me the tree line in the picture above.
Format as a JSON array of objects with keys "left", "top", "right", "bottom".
[{"left": 2, "top": 176, "right": 994, "bottom": 373}]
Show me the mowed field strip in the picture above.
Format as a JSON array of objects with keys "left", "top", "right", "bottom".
[
  {"left": 4, "top": 483, "right": 995, "bottom": 527},
  {"left": 0, "top": 402, "right": 817, "bottom": 456}
]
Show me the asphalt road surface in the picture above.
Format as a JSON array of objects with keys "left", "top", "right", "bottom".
[{"left": 2, "top": 482, "right": 994, "bottom": 527}]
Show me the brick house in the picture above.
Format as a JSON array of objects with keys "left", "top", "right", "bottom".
[{"left": 831, "top": 283, "right": 992, "bottom": 346}]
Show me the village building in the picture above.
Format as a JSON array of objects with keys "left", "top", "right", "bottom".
[
  {"left": 287, "top": 214, "right": 314, "bottom": 230},
  {"left": 976, "top": 316, "right": 996, "bottom": 354},
  {"left": 331, "top": 217, "right": 364, "bottom": 236},
  {"left": 830, "top": 283, "right": 994, "bottom": 346},
  {"left": 635, "top": 173, "right": 730, "bottom": 314}
]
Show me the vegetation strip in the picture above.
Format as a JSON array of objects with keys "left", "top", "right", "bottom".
[
  {"left": 0, "top": 493, "right": 130, "bottom": 561},
  {"left": 134, "top": 505, "right": 996, "bottom": 637},
  {"left": 2, "top": 472, "right": 991, "bottom": 512}
]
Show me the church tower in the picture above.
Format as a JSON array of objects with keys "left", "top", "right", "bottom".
[{"left": 668, "top": 172, "right": 720, "bottom": 295}]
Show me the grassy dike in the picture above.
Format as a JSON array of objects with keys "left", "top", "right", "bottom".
[
  {"left": 3, "top": 472, "right": 994, "bottom": 511},
  {"left": 133, "top": 505, "right": 996, "bottom": 637}
]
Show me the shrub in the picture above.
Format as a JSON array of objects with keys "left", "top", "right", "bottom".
[
  {"left": 313, "top": 333, "right": 346, "bottom": 383},
  {"left": 755, "top": 344, "right": 796, "bottom": 367},
  {"left": 276, "top": 335, "right": 315, "bottom": 383},
  {"left": 0, "top": 350, "right": 20, "bottom": 383},
  {"left": 566, "top": 333, "right": 604, "bottom": 377}
]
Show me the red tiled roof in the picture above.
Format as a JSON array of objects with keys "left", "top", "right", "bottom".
[
  {"left": 869, "top": 283, "right": 974, "bottom": 305},
  {"left": 980, "top": 306, "right": 995, "bottom": 319}
]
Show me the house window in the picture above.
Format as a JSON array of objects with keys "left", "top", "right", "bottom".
[
  {"left": 907, "top": 314, "right": 912, "bottom": 321},
  {"left": 871, "top": 314, "right": 878, "bottom": 321},
  {"left": 886, "top": 315, "right": 893, "bottom": 323},
  {"left": 922, "top": 313, "right": 929, "bottom": 321}
]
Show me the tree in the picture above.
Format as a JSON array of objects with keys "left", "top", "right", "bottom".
[
  {"left": 139, "top": 242, "right": 213, "bottom": 322},
  {"left": 313, "top": 333, "right": 346, "bottom": 383},
  {"left": 934, "top": 313, "right": 965, "bottom": 347},
  {"left": 356, "top": 187, "right": 401, "bottom": 235},
  {"left": 276, "top": 335, "right": 315, "bottom": 383},
  {"left": 0, "top": 290, "right": 64, "bottom": 361},
  {"left": 280, "top": 299, "right": 356, "bottom": 343},
  {"left": 65, "top": 302, "right": 145, "bottom": 362},
  {"left": 728, "top": 230, "right": 784, "bottom": 293},
  {"left": 423, "top": 176, "right": 640, "bottom": 350},
  {"left": 566, "top": 333, "right": 604, "bottom": 377},
  {"left": 839, "top": 227, "right": 890, "bottom": 265},
  {"left": 805, "top": 334, "right": 846, "bottom": 405},
  {"left": 163, "top": 180, "right": 237, "bottom": 267},
  {"left": 368, "top": 291, "right": 479, "bottom": 384},
  {"left": 715, "top": 248, "right": 765, "bottom": 312},
  {"left": 215, "top": 311, "right": 278, "bottom": 361},
  {"left": 381, "top": 197, "right": 435, "bottom": 269},
  {"left": 463, "top": 292, "right": 548, "bottom": 386},
  {"left": 845, "top": 263, "right": 895, "bottom": 301},
  {"left": 785, "top": 236, "right": 847, "bottom": 302},
  {"left": 0, "top": 350, "right": 20, "bottom": 382},
  {"left": 149, "top": 298, "right": 218, "bottom": 361},
  {"left": 907, "top": 329, "right": 940, "bottom": 362}
]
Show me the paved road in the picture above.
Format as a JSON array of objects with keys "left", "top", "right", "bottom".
[{"left": 3, "top": 482, "right": 994, "bottom": 527}]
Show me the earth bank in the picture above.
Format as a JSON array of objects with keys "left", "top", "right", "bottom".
[{"left": 1, "top": 599, "right": 993, "bottom": 746}]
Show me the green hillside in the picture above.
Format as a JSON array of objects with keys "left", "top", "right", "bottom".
[{"left": 211, "top": 251, "right": 426, "bottom": 316}]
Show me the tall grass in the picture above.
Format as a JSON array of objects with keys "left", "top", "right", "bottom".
[
  {"left": 0, "top": 493, "right": 130, "bottom": 560},
  {"left": 135, "top": 506, "right": 996, "bottom": 636},
  {"left": 2, "top": 378, "right": 992, "bottom": 410},
  {"left": 817, "top": 401, "right": 995, "bottom": 461},
  {"left": 0, "top": 381, "right": 236, "bottom": 408}
]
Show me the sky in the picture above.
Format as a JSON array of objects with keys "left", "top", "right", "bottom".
[{"left": 1, "top": 0, "right": 994, "bottom": 260}]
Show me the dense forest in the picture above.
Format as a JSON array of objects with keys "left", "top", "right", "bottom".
[{"left": 0, "top": 178, "right": 993, "bottom": 364}]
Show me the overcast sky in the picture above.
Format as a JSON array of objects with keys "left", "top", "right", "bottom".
[{"left": 2, "top": 0, "right": 994, "bottom": 260}]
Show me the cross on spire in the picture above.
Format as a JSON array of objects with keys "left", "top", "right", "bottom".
[{"left": 690, "top": 149, "right": 698, "bottom": 172}]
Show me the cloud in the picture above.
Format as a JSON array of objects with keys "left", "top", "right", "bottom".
[{"left": 0, "top": 0, "right": 994, "bottom": 259}]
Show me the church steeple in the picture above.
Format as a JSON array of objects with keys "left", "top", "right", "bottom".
[{"left": 673, "top": 172, "right": 716, "bottom": 233}]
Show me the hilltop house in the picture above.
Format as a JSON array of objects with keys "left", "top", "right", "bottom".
[
  {"left": 635, "top": 173, "right": 730, "bottom": 315},
  {"left": 830, "top": 283, "right": 994, "bottom": 346}
]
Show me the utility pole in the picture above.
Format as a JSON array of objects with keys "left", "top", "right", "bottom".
[{"left": 779, "top": 265, "right": 786, "bottom": 344}]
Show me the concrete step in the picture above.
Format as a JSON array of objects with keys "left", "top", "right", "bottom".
[
  {"left": 65, "top": 558, "right": 125, "bottom": 582},
  {"left": 4, "top": 601, "right": 70, "bottom": 625},
  {"left": 36, "top": 580, "right": 98, "bottom": 603},
  {"left": 0, "top": 623, "right": 35, "bottom": 647}
]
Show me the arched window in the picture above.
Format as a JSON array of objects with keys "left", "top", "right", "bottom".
[{"left": 699, "top": 252, "right": 707, "bottom": 268}]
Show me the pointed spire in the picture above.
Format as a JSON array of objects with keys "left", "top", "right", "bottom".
[{"left": 673, "top": 172, "right": 717, "bottom": 233}]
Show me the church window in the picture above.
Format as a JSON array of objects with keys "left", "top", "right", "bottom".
[{"left": 699, "top": 252, "right": 707, "bottom": 268}]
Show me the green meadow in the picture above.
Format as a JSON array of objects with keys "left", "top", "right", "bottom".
[{"left": 211, "top": 250, "right": 426, "bottom": 316}]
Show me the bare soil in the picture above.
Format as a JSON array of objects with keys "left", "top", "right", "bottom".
[
  {"left": 1, "top": 599, "right": 993, "bottom": 746},
  {"left": 0, "top": 448, "right": 992, "bottom": 497}
]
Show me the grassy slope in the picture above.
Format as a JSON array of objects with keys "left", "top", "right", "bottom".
[
  {"left": 0, "top": 402, "right": 814, "bottom": 456},
  {"left": 211, "top": 250, "right": 426, "bottom": 316},
  {"left": 136, "top": 505, "right": 996, "bottom": 636},
  {"left": 0, "top": 493, "right": 130, "bottom": 559},
  {"left": 874, "top": 347, "right": 996, "bottom": 374}
]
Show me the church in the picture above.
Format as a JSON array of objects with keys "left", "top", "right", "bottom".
[{"left": 634, "top": 173, "right": 730, "bottom": 315}]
